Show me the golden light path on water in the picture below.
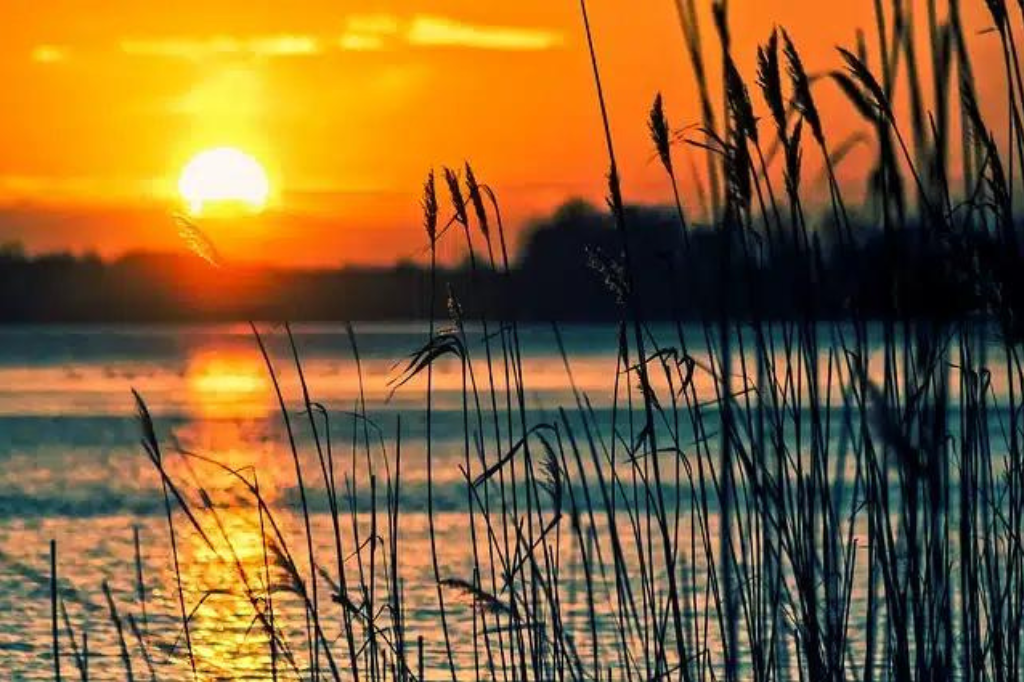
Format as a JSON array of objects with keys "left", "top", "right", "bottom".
[
  {"left": 161, "top": 342, "right": 452, "bottom": 679},
  {"left": 176, "top": 348, "right": 295, "bottom": 677},
  {"left": 187, "top": 350, "right": 273, "bottom": 419}
]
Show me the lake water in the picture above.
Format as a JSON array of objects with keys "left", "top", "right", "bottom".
[
  {"left": 0, "top": 323, "right": 1013, "bottom": 680},
  {"left": 0, "top": 323, "right": 650, "bottom": 680}
]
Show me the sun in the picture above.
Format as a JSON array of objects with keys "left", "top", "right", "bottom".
[{"left": 178, "top": 147, "right": 270, "bottom": 216}]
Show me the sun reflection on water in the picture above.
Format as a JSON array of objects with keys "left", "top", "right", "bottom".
[
  {"left": 180, "top": 502, "right": 285, "bottom": 678},
  {"left": 171, "top": 345, "right": 303, "bottom": 676},
  {"left": 186, "top": 350, "right": 273, "bottom": 420},
  {"left": 169, "top": 428, "right": 314, "bottom": 679}
]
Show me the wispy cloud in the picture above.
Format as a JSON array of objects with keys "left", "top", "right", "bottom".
[
  {"left": 406, "top": 15, "right": 563, "bottom": 51},
  {"left": 31, "top": 45, "right": 68, "bottom": 64},
  {"left": 347, "top": 14, "right": 401, "bottom": 36},
  {"left": 0, "top": 174, "right": 169, "bottom": 205},
  {"left": 338, "top": 14, "right": 564, "bottom": 53},
  {"left": 55, "top": 15, "right": 561, "bottom": 63},
  {"left": 338, "top": 33, "right": 385, "bottom": 52},
  {"left": 120, "top": 34, "right": 321, "bottom": 60},
  {"left": 247, "top": 35, "right": 320, "bottom": 56},
  {"left": 336, "top": 13, "right": 400, "bottom": 52}
]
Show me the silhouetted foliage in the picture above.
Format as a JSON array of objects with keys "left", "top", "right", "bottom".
[{"left": 0, "top": 199, "right": 1019, "bottom": 323}]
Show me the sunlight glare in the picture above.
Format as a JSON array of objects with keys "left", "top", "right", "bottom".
[
  {"left": 178, "top": 147, "right": 270, "bottom": 216},
  {"left": 187, "top": 350, "right": 272, "bottom": 418}
]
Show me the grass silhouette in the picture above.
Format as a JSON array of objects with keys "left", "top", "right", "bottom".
[{"left": 47, "top": 0, "right": 1024, "bottom": 679}]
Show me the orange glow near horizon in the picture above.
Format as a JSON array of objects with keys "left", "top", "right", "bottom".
[{"left": 0, "top": 1, "right": 1011, "bottom": 266}]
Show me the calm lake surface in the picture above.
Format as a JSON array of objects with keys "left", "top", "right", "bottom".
[
  {"left": 0, "top": 323, "right": 641, "bottom": 679},
  {"left": 0, "top": 323, "right": 1009, "bottom": 679}
]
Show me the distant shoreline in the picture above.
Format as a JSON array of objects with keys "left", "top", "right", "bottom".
[{"left": 1, "top": 198, "right": 1011, "bottom": 325}]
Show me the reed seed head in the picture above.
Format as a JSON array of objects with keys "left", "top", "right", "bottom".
[
  {"left": 422, "top": 170, "right": 438, "bottom": 245},
  {"left": 782, "top": 30, "right": 824, "bottom": 145},
  {"left": 649, "top": 93, "right": 674, "bottom": 175},
  {"left": 464, "top": 163, "right": 490, "bottom": 239},
  {"left": 757, "top": 29, "right": 786, "bottom": 136},
  {"left": 444, "top": 167, "right": 468, "bottom": 227}
]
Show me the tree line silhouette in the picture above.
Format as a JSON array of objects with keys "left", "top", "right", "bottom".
[{"left": 0, "top": 198, "right": 1014, "bottom": 323}]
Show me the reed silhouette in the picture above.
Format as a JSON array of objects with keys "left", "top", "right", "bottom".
[{"left": 43, "top": 0, "right": 1024, "bottom": 680}]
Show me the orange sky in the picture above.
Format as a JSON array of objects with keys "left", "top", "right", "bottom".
[{"left": 0, "top": 1, "right": 1007, "bottom": 266}]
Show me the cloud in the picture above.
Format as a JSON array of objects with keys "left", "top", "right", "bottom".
[
  {"left": 338, "top": 33, "right": 385, "bottom": 52},
  {"left": 31, "top": 45, "right": 68, "bottom": 64},
  {"left": 0, "top": 174, "right": 169, "bottom": 207},
  {"left": 406, "top": 15, "right": 563, "bottom": 51},
  {"left": 57, "top": 15, "right": 561, "bottom": 64},
  {"left": 338, "top": 14, "right": 564, "bottom": 53},
  {"left": 120, "top": 34, "right": 321, "bottom": 60},
  {"left": 336, "top": 13, "right": 400, "bottom": 51},
  {"left": 346, "top": 14, "right": 401, "bottom": 36},
  {"left": 246, "top": 35, "right": 320, "bottom": 56}
]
